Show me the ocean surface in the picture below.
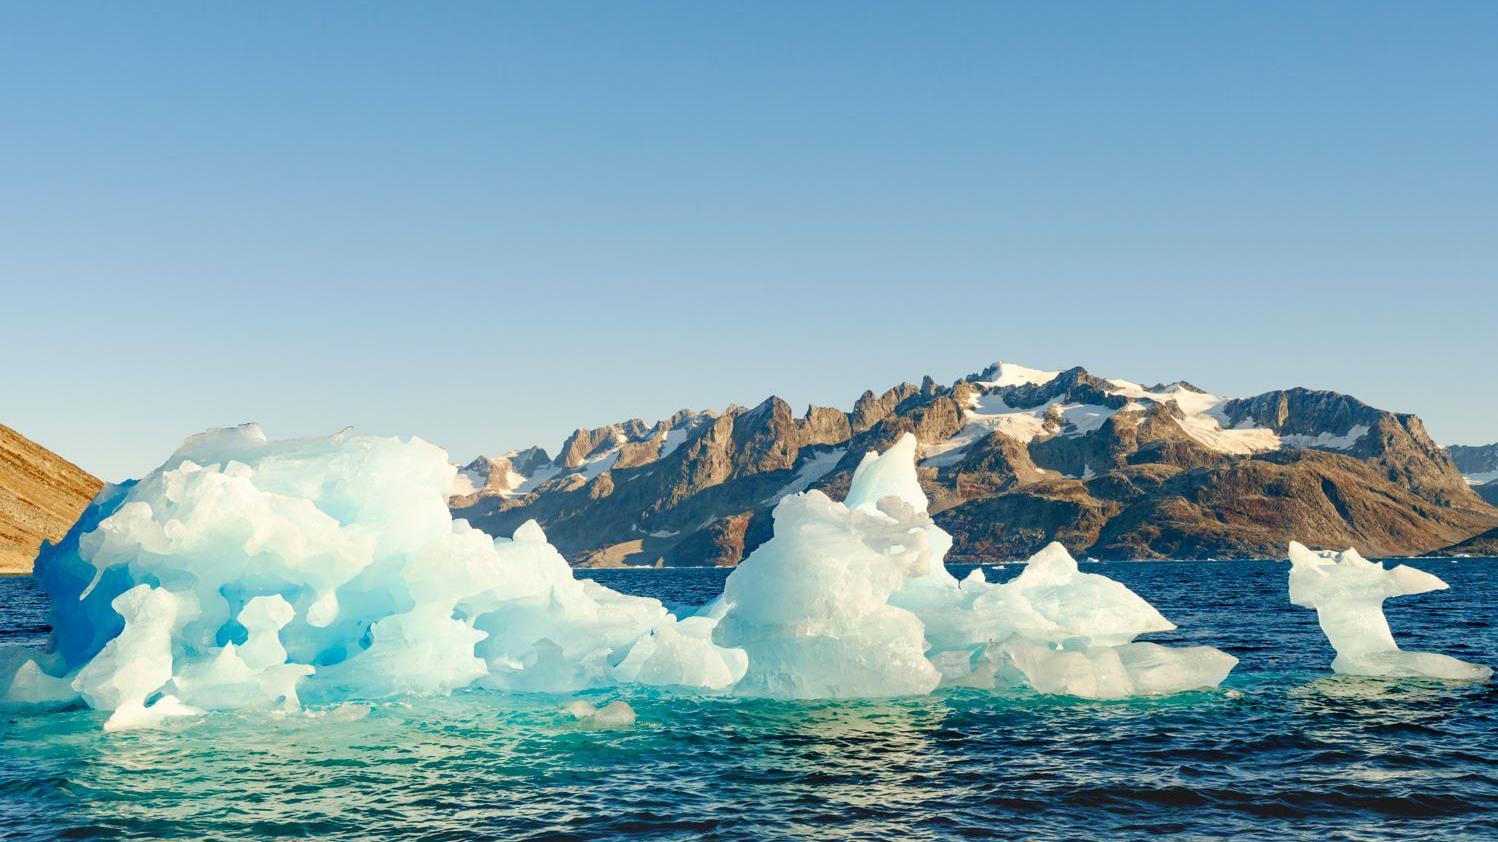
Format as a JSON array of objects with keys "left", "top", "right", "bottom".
[{"left": 1, "top": 559, "right": 1495, "bottom": 840}]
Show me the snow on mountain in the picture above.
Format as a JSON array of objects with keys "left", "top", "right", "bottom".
[
  {"left": 452, "top": 359, "right": 1494, "bottom": 564},
  {"left": 969, "top": 361, "right": 1061, "bottom": 389},
  {"left": 918, "top": 367, "right": 1368, "bottom": 469},
  {"left": 462, "top": 364, "right": 1396, "bottom": 490}
]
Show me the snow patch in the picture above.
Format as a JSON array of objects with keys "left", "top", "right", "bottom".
[
  {"left": 973, "top": 362, "right": 1060, "bottom": 389},
  {"left": 1281, "top": 425, "right": 1369, "bottom": 452},
  {"left": 660, "top": 427, "right": 690, "bottom": 458},
  {"left": 773, "top": 448, "right": 848, "bottom": 500}
]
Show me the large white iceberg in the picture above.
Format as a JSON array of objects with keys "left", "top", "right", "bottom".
[
  {"left": 715, "top": 434, "right": 1237, "bottom": 700},
  {"left": 5, "top": 425, "right": 747, "bottom": 729},
  {"left": 1287, "top": 542, "right": 1492, "bottom": 681}
]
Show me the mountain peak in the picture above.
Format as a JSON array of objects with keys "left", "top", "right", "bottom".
[{"left": 968, "top": 361, "right": 1062, "bottom": 389}]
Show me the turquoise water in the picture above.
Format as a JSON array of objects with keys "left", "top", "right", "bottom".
[{"left": 2, "top": 560, "right": 1495, "bottom": 840}]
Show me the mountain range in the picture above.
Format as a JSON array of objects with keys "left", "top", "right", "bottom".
[
  {"left": 1, "top": 364, "right": 1494, "bottom": 574},
  {"left": 450, "top": 361, "right": 1498, "bottom": 566}
]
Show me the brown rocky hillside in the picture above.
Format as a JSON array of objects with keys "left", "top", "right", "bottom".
[{"left": 0, "top": 424, "right": 101, "bottom": 574}]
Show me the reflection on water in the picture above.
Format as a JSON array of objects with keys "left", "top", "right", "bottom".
[{"left": 1, "top": 559, "right": 1495, "bottom": 840}]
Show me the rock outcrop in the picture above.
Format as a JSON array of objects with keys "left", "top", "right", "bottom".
[
  {"left": 0, "top": 424, "right": 101, "bottom": 573},
  {"left": 1436, "top": 525, "right": 1498, "bottom": 557}
]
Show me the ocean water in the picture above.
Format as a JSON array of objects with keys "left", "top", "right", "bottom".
[{"left": 1, "top": 559, "right": 1495, "bottom": 841}]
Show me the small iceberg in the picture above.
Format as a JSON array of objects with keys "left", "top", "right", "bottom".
[
  {"left": 1287, "top": 542, "right": 1491, "bottom": 682},
  {"left": 563, "top": 699, "right": 637, "bottom": 730},
  {"left": 714, "top": 434, "right": 1238, "bottom": 700}
]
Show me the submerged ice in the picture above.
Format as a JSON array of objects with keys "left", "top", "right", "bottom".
[
  {"left": 1287, "top": 542, "right": 1492, "bottom": 682},
  {"left": 4, "top": 425, "right": 1238, "bottom": 730}
]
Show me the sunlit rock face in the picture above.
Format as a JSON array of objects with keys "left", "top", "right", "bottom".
[
  {"left": 7, "top": 425, "right": 747, "bottom": 730},
  {"left": 1287, "top": 542, "right": 1492, "bottom": 682}
]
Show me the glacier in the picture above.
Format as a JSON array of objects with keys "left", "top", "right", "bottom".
[
  {"left": 3, "top": 425, "right": 1238, "bottom": 730},
  {"left": 1287, "top": 542, "right": 1492, "bottom": 681}
]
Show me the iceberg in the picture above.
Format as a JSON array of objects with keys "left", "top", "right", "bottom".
[
  {"left": 4, "top": 424, "right": 747, "bottom": 728},
  {"left": 903, "top": 544, "right": 1238, "bottom": 700},
  {"left": 715, "top": 434, "right": 1237, "bottom": 700},
  {"left": 712, "top": 436, "right": 945, "bottom": 698},
  {"left": 1287, "top": 542, "right": 1492, "bottom": 681}
]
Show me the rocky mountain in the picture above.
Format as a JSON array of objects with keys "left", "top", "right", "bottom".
[
  {"left": 451, "top": 362, "right": 1498, "bottom": 566},
  {"left": 1438, "top": 526, "right": 1498, "bottom": 557},
  {"left": 0, "top": 424, "right": 101, "bottom": 574},
  {"left": 1446, "top": 442, "right": 1498, "bottom": 507}
]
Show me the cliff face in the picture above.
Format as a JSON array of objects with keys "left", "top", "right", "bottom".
[
  {"left": 1445, "top": 442, "right": 1498, "bottom": 508},
  {"left": 452, "top": 362, "right": 1498, "bottom": 566},
  {"left": 1448, "top": 442, "right": 1498, "bottom": 476},
  {"left": 0, "top": 424, "right": 101, "bottom": 573}
]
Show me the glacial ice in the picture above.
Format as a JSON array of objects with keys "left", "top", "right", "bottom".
[
  {"left": 1287, "top": 542, "right": 1492, "bottom": 681},
  {"left": 714, "top": 434, "right": 1237, "bottom": 700},
  {"left": 563, "top": 699, "right": 637, "bottom": 730},
  {"left": 2, "top": 425, "right": 1237, "bottom": 730},
  {"left": 5, "top": 424, "right": 747, "bottom": 728}
]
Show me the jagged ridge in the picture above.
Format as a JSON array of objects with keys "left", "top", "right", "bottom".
[{"left": 451, "top": 362, "right": 1498, "bottom": 565}]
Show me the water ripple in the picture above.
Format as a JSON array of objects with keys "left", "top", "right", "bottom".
[{"left": 2, "top": 560, "right": 1496, "bottom": 839}]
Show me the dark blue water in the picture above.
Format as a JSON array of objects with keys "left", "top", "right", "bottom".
[{"left": 2, "top": 560, "right": 1495, "bottom": 840}]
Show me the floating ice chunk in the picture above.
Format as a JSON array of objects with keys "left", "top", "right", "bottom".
[
  {"left": 986, "top": 638, "right": 1237, "bottom": 699},
  {"left": 714, "top": 436, "right": 943, "bottom": 698},
  {"left": 716, "top": 433, "right": 1234, "bottom": 700},
  {"left": 904, "top": 542, "right": 1235, "bottom": 699},
  {"left": 563, "top": 699, "right": 637, "bottom": 730},
  {"left": 3, "top": 658, "right": 78, "bottom": 705},
  {"left": 1287, "top": 542, "right": 1492, "bottom": 681},
  {"left": 977, "top": 542, "right": 1174, "bottom": 648},
  {"left": 612, "top": 615, "right": 748, "bottom": 690}
]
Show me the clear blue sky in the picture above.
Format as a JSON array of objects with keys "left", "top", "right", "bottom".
[{"left": 4, "top": 3, "right": 1495, "bottom": 481}]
